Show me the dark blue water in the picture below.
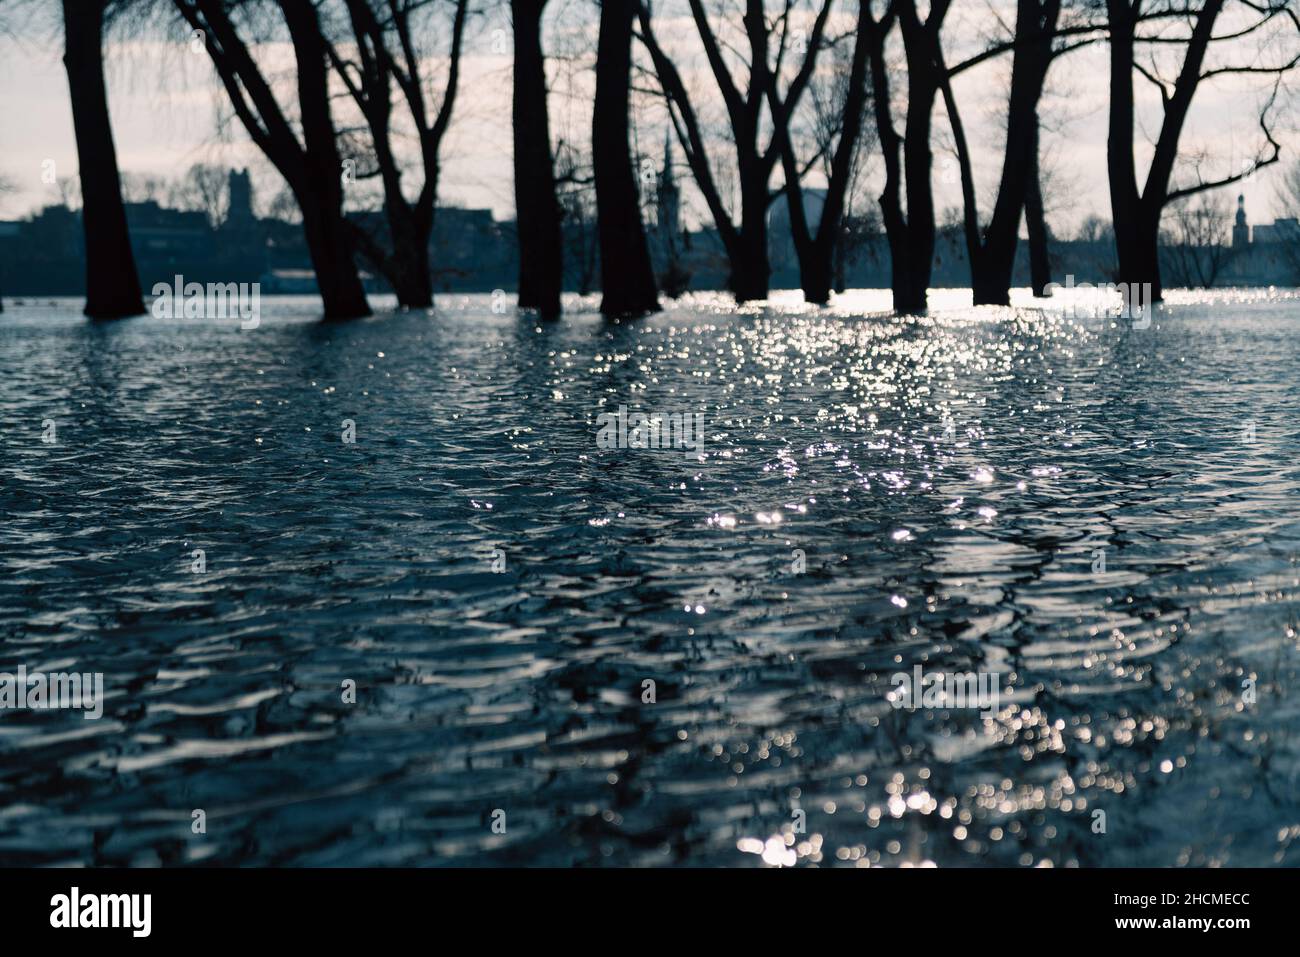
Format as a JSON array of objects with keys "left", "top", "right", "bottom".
[{"left": 2, "top": 289, "right": 1299, "bottom": 866}]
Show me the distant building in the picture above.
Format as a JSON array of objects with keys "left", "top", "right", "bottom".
[
  {"left": 125, "top": 201, "right": 209, "bottom": 260},
  {"left": 656, "top": 130, "right": 680, "bottom": 240},
  {"left": 1216, "top": 194, "right": 1300, "bottom": 284},
  {"left": 225, "top": 168, "right": 255, "bottom": 230},
  {"left": 1250, "top": 216, "right": 1300, "bottom": 245},
  {"left": 1232, "top": 194, "right": 1250, "bottom": 248},
  {"left": 431, "top": 207, "right": 512, "bottom": 289},
  {"left": 1227, "top": 195, "right": 1300, "bottom": 249}
]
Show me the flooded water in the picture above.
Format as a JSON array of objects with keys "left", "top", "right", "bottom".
[{"left": 1, "top": 289, "right": 1298, "bottom": 867}]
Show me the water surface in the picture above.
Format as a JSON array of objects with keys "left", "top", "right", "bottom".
[{"left": 2, "top": 289, "right": 1299, "bottom": 866}]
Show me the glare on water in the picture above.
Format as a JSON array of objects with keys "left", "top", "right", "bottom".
[{"left": 1, "top": 289, "right": 1298, "bottom": 866}]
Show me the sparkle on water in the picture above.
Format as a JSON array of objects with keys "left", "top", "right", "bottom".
[{"left": 1, "top": 288, "right": 1299, "bottom": 866}]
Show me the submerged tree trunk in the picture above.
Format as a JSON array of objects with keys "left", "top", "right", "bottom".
[
  {"left": 1025, "top": 120, "right": 1051, "bottom": 296},
  {"left": 62, "top": 0, "right": 144, "bottom": 319},
  {"left": 866, "top": 0, "right": 947, "bottom": 315},
  {"left": 898, "top": 73, "right": 938, "bottom": 313},
  {"left": 638, "top": 0, "right": 831, "bottom": 306},
  {"left": 775, "top": 1, "right": 873, "bottom": 305},
  {"left": 387, "top": 213, "right": 435, "bottom": 309},
  {"left": 731, "top": 173, "right": 771, "bottom": 301},
  {"left": 177, "top": 0, "right": 370, "bottom": 319},
  {"left": 326, "top": 0, "right": 467, "bottom": 311},
  {"left": 943, "top": 0, "right": 1060, "bottom": 306},
  {"left": 593, "top": 0, "right": 658, "bottom": 317},
  {"left": 1106, "top": 0, "right": 1166, "bottom": 303},
  {"left": 281, "top": 0, "right": 371, "bottom": 320},
  {"left": 512, "top": 0, "right": 563, "bottom": 318},
  {"left": 1108, "top": 0, "right": 1242, "bottom": 305},
  {"left": 795, "top": 235, "right": 836, "bottom": 304}
]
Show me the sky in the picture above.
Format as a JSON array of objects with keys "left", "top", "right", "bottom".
[{"left": 0, "top": 1, "right": 1295, "bottom": 236}]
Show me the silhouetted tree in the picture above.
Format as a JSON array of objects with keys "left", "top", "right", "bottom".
[
  {"left": 940, "top": 0, "right": 1063, "bottom": 305},
  {"left": 772, "top": 1, "right": 873, "bottom": 304},
  {"left": 175, "top": 0, "right": 371, "bottom": 319},
  {"left": 62, "top": 0, "right": 144, "bottom": 319},
  {"left": 512, "top": 0, "right": 564, "bottom": 318},
  {"left": 638, "top": 0, "right": 833, "bottom": 303},
  {"left": 554, "top": 142, "right": 599, "bottom": 295},
  {"left": 323, "top": 0, "right": 469, "bottom": 309},
  {"left": 1160, "top": 190, "right": 1235, "bottom": 288},
  {"left": 1107, "top": 0, "right": 1295, "bottom": 303},
  {"left": 864, "top": 0, "right": 948, "bottom": 314},
  {"left": 806, "top": 37, "right": 880, "bottom": 296},
  {"left": 1025, "top": 117, "right": 1052, "bottom": 296},
  {"left": 594, "top": 0, "right": 659, "bottom": 317},
  {"left": 170, "top": 163, "right": 230, "bottom": 228}
]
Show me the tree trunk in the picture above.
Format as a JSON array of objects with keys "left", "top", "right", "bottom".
[
  {"left": 731, "top": 222, "right": 770, "bottom": 301},
  {"left": 368, "top": 198, "right": 433, "bottom": 309},
  {"left": 1130, "top": 211, "right": 1163, "bottom": 302},
  {"left": 593, "top": 0, "right": 658, "bottom": 317},
  {"left": 387, "top": 218, "right": 434, "bottom": 309},
  {"left": 958, "top": 0, "right": 1060, "bottom": 306},
  {"left": 893, "top": 230, "right": 930, "bottom": 314},
  {"left": 1107, "top": 2, "right": 1142, "bottom": 296},
  {"left": 970, "top": 252, "right": 1010, "bottom": 306},
  {"left": 799, "top": 235, "right": 835, "bottom": 304},
  {"left": 282, "top": 0, "right": 371, "bottom": 320},
  {"left": 898, "top": 81, "right": 937, "bottom": 313},
  {"left": 1107, "top": 16, "right": 1158, "bottom": 303},
  {"left": 833, "top": 227, "right": 847, "bottom": 294},
  {"left": 867, "top": 12, "right": 925, "bottom": 315},
  {"left": 512, "top": 0, "right": 563, "bottom": 319},
  {"left": 890, "top": 1, "right": 941, "bottom": 315},
  {"left": 1025, "top": 120, "right": 1051, "bottom": 296},
  {"left": 729, "top": 164, "right": 771, "bottom": 302},
  {"left": 62, "top": 0, "right": 144, "bottom": 319}
]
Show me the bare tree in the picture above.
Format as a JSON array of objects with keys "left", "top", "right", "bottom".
[
  {"left": 637, "top": 0, "right": 834, "bottom": 302},
  {"left": 513, "top": 0, "right": 564, "bottom": 318},
  {"left": 169, "top": 163, "right": 230, "bottom": 227},
  {"left": 62, "top": 0, "right": 145, "bottom": 318},
  {"left": 121, "top": 172, "right": 172, "bottom": 204},
  {"left": 554, "top": 142, "right": 599, "bottom": 295},
  {"left": 594, "top": 0, "right": 659, "bottom": 316},
  {"left": 175, "top": 0, "right": 371, "bottom": 319},
  {"left": 940, "top": 0, "right": 1066, "bottom": 305},
  {"left": 807, "top": 37, "right": 880, "bottom": 294},
  {"left": 1160, "top": 189, "right": 1235, "bottom": 287},
  {"left": 1107, "top": 0, "right": 1296, "bottom": 302},
  {"left": 772, "top": 0, "right": 874, "bottom": 304},
  {"left": 322, "top": 0, "right": 469, "bottom": 309},
  {"left": 864, "top": 0, "right": 951, "bottom": 314}
]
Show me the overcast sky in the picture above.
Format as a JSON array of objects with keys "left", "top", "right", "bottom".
[{"left": 0, "top": 3, "right": 1294, "bottom": 235}]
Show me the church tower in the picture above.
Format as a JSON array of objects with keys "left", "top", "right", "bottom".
[
  {"left": 656, "top": 131, "right": 680, "bottom": 240},
  {"left": 225, "top": 168, "right": 254, "bottom": 230},
  {"left": 1232, "top": 193, "right": 1250, "bottom": 249}
]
